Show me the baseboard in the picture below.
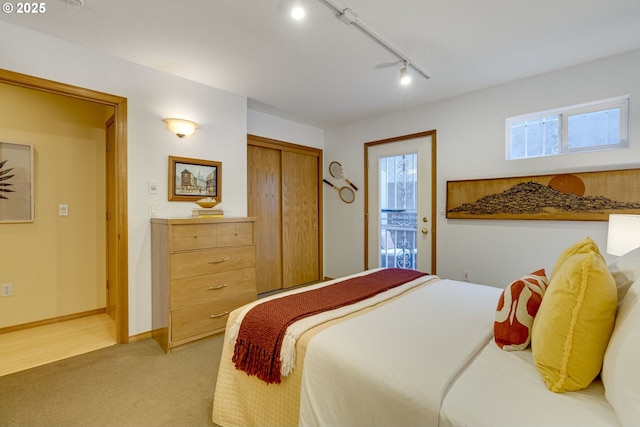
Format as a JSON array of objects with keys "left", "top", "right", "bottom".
[
  {"left": 129, "top": 330, "right": 153, "bottom": 342},
  {"left": 0, "top": 308, "right": 108, "bottom": 334}
]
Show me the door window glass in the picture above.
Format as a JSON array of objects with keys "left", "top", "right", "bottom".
[{"left": 379, "top": 154, "right": 418, "bottom": 269}]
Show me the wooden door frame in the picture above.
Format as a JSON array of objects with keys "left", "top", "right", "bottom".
[
  {"left": 247, "top": 134, "right": 324, "bottom": 285},
  {"left": 363, "top": 130, "right": 437, "bottom": 273},
  {"left": 0, "top": 69, "right": 129, "bottom": 344}
]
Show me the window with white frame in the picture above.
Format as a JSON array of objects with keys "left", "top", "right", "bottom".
[{"left": 506, "top": 96, "right": 630, "bottom": 160}]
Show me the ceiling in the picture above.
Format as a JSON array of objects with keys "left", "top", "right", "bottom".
[{"left": 2, "top": 0, "right": 640, "bottom": 128}]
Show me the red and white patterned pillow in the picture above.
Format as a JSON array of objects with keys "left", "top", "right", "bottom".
[{"left": 494, "top": 269, "right": 548, "bottom": 351}]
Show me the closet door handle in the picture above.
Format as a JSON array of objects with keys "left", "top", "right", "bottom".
[
  {"left": 210, "top": 311, "right": 229, "bottom": 319},
  {"left": 208, "top": 284, "right": 227, "bottom": 290},
  {"left": 208, "top": 257, "right": 229, "bottom": 264}
]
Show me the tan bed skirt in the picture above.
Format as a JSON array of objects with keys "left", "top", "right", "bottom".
[{"left": 212, "top": 307, "right": 333, "bottom": 427}]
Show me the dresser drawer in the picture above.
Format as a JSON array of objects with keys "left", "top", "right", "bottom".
[
  {"left": 171, "top": 222, "right": 254, "bottom": 251},
  {"left": 170, "top": 292, "right": 255, "bottom": 342},
  {"left": 170, "top": 246, "right": 256, "bottom": 280},
  {"left": 216, "top": 222, "right": 254, "bottom": 247},
  {"left": 170, "top": 267, "right": 256, "bottom": 310},
  {"left": 171, "top": 224, "right": 217, "bottom": 251}
]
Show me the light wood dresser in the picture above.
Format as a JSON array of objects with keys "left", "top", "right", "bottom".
[{"left": 151, "top": 217, "right": 257, "bottom": 352}]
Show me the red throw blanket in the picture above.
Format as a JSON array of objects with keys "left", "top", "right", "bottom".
[{"left": 232, "top": 268, "right": 428, "bottom": 384}]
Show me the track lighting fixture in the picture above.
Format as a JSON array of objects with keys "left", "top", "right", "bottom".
[
  {"left": 289, "top": 1, "right": 430, "bottom": 84},
  {"left": 315, "top": 0, "right": 430, "bottom": 82}
]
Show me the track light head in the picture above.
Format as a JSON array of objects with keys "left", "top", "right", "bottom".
[{"left": 400, "top": 64, "right": 412, "bottom": 85}]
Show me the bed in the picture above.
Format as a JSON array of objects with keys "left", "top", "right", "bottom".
[{"left": 212, "top": 238, "right": 640, "bottom": 427}]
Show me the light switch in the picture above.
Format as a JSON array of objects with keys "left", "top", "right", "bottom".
[
  {"left": 148, "top": 203, "right": 157, "bottom": 217},
  {"left": 59, "top": 204, "right": 69, "bottom": 216}
]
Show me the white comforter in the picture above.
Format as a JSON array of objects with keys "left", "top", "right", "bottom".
[{"left": 299, "top": 279, "right": 502, "bottom": 427}]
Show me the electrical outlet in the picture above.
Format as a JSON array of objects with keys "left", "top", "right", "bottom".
[
  {"left": 463, "top": 270, "right": 471, "bottom": 282},
  {"left": 1, "top": 283, "right": 13, "bottom": 297}
]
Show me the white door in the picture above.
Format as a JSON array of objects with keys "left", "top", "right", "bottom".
[{"left": 366, "top": 134, "right": 434, "bottom": 273}]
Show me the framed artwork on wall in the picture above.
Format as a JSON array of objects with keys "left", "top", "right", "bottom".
[
  {"left": 168, "top": 155, "right": 222, "bottom": 202},
  {"left": 0, "top": 142, "right": 34, "bottom": 223},
  {"left": 446, "top": 168, "right": 640, "bottom": 221}
]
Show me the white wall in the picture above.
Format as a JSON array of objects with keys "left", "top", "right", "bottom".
[
  {"left": 247, "top": 109, "right": 324, "bottom": 149},
  {"left": 324, "top": 49, "right": 640, "bottom": 286},
  {"left": 1, "top": 21, "right": 248, "bottom": 336}
]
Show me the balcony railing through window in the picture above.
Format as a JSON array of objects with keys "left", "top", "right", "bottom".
[{"left": 380, "top": 209, "right": 417, "bottom": 269}]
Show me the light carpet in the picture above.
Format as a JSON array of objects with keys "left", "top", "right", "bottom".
[{"left": 0, "top": 336, "right": 225, "bottom": 427}]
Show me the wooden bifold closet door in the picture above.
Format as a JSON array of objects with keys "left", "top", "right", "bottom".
[{"left": 247, "top": 135, "right": 323, "bottom": 294}]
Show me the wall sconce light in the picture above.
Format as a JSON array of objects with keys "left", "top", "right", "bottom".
[{"left": 163, "top": 118, "right": 199, "bottom": 138}]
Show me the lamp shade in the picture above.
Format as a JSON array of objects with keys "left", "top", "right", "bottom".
[
  {"left": 607, "top": 214, "right": 640, "bottom": 256},
  {"left": 163, "top": 118, "right": 198, "bottom": 138}
]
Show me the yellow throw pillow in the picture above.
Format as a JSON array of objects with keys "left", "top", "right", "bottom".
[
  {"left": 549, "top": 236, "right": 603, "bottom": 280},
  {"left": 531, "top": 251, "right": 617, "bottom": 393}
]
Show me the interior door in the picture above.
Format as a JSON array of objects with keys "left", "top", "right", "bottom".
[
  {"left": 365, "top": 132, "right": 436, "bottom": 274},
  {"left": 282, "top": 150, "right": 320, "bottom": 287},
  {"left": 105, "top": 115, "right": 118, "bottom": 320},
  {"left": 247, "top": 144, "right": 283, "bottom": 294},
  {"left": 247, "top": 135, "right": 323, "bottom": 293}
]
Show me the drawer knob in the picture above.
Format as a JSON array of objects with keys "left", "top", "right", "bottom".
[
  {"left": 208, "top": 257, "right": 230, "bottom": 264},
  {"left": 210, "top": 311, "right": 229, "bottom": 319},
  {"left": 208, "top": 284, "right": 227, "bottom": 290}
]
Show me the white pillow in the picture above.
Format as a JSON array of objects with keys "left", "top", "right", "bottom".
[
  {"left": 608, "top": 245, "right": 640, "bottom": 303},
  {"left": 602, "top": 276, "right": 640, "bottom": 426}
]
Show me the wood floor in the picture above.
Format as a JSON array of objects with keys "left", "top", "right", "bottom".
[{"left": 0, "top": 314, "right": 116, "bottom": 377}]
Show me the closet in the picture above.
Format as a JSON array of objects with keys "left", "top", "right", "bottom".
[{"left": 247, "top": 135, "right": 323, "bottom": 294}]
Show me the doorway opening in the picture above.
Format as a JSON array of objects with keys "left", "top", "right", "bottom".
[{"left": 0, "top": 69, "right": 129, "bottom": 345}]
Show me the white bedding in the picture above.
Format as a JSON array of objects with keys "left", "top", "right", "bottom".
[
  {"left": 299, "top": 279, "right": 502, "bottom": 427},
  {"left": 213, "top": 269, "right": 625, "bottom": 427},
  {"left": 227, "top": 268, "right": 438, "bottom": 379},
  {"left": 440, "top": 340, "right": 620, "bottom": 427}
]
